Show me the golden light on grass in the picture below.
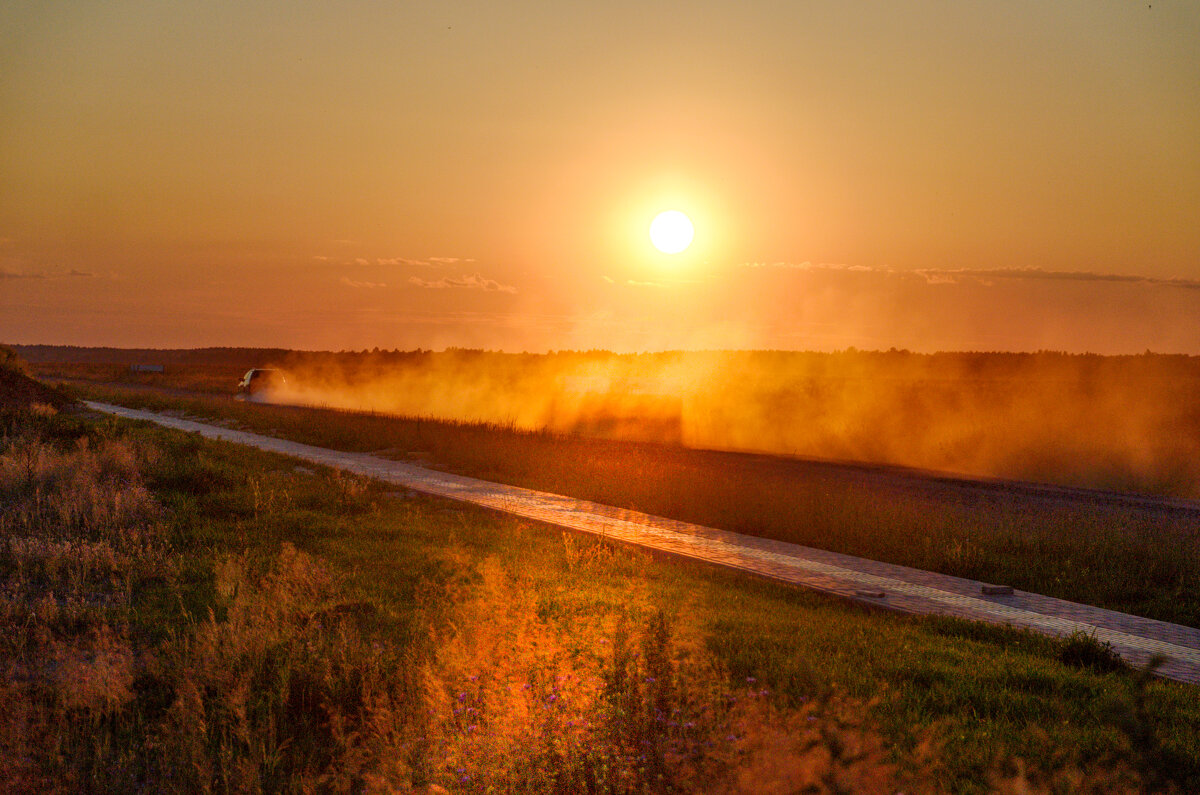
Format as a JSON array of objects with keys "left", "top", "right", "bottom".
[{"left": 649, "top": 210, "right": 694, "bottom": 254}]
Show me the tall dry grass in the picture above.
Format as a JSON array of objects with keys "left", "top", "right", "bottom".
[
  {"left": 0, "top": 417, "right": 421, "bottom": 791},
  {"left": 146, "top": 544, "right": 423, "bottom": 792},
  {"left": 415, "top": 548, "right": 922, "bottom": 793},
  {"left": 0, "top": 426, "right": 167, "bottom": 791}
]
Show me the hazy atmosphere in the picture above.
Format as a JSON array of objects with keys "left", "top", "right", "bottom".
[
  {"left": 3, "top": 1, "right": 1199, "bottom": 352},
  {"left": 6, "top": 5, "right": 1200, "bottom": 788}
]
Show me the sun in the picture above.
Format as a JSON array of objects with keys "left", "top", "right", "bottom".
[{"left": 649, "top": 210, "right": 694, "bottom": 254}]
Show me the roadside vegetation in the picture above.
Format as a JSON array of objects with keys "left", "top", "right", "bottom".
[
  {"left": 74, "top": 381, "right": 1200, "bottom": 631},
  {"left": 0, "top": 350, "right": 1196, "bottom": 791},
  {"left": 30, "top": 360, "right": 248, "bottom": 396}
]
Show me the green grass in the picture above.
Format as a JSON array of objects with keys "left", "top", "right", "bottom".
[
  {"left": 74, "top": 382, "right": 1200, "bottom": 631},
  {"left": 4, "top": 399, "right": 1197, "bottom": 791}
]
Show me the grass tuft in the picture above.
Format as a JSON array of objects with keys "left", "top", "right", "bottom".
[{"left": 1059, "top": 630, "right": 1129, "bottom": 674}]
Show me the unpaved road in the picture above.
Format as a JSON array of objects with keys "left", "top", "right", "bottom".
[
  {"left": 91, "top": 400, "right": 1200, "bottom": 684},
  {"left": 61, "top": 377, "right": 1200, "bottom": 522}
]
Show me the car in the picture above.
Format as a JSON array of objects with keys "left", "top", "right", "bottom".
[{"left": 237, "top": 368, "right": 286, "bottom": 397}]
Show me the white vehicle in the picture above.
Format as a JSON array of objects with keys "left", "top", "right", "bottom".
[{"left": 237, "top": 368, "right": 286, "bottom": 398}]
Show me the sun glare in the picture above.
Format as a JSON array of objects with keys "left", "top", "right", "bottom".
[{"left": 649, "top": 210, "right": 694, "bottom": 254}]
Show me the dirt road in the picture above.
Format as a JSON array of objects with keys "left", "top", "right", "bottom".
[{"left": 89, "top": 400, "right": 1200, "bottom": 684}]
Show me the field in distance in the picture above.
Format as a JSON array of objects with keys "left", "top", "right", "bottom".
[
  {"left": 21, "top": 345, "right": 1200, "bottom": 499},
  {"left": 70, "top": 376, "right": 1200, "bottom": 633},
  {"left": 30, "top": 344, "right": 1200, "bottom": 631}
]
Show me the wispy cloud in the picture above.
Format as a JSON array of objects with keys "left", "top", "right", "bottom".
[
  {"left": 923, "top": 267, "right": 1200, "bottom": 290},
  {"left": 376, "top": 256, "right": 433, "bottom": 267},
  {"left": 408, "top": 272, "right": 517, "bottom": 293},
  {"left": 0, "top": 268, "right": 96, "bottom": 279},
  {"left": 625, "top": 279, "right": 662, "bottom": 287},
  {"left": 739, "top": 261, "right": 852, "bottom": 270},
  {"left": 321, "top": 255, "right": 478, "bottom": 268},
  {"left": 739, "top": 262, "right": 1200, "bottom": 290},
  {"left": 339, "top": 277, "right": 386, "bottom": 289}
]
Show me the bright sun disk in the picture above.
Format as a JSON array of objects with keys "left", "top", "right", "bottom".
[{"left": 649, "top": 210, "right": 694, "bottom": 254}]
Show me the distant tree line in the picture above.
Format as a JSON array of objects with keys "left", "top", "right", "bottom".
[{"left": 10, "top": 344, "right": 1200, "bottom": 381}]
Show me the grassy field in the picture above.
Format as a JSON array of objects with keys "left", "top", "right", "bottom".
[
  {"left": 71, "top": 382, "right": 1200, "bottom": 632},
  {"left": 3, "top": 385, "right": 1200, "bottom": 792},
  {"left": 31, "top": 361, "right": 248, "bottom": 395}
]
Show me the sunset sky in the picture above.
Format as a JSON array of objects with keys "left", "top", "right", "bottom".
[{"left": 2, "top": 1, "right": 1198, "bottom": 353}]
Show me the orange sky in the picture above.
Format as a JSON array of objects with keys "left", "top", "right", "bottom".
[{"left": 2, "top": 1, "right": 1198, "bottom": 353}]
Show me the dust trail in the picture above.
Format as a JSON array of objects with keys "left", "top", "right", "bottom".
[{"left": 260, "top": 349, "right": 1200, "bottom": 498}]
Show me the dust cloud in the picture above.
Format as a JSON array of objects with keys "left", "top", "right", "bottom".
[{"left": 263, "top": 349, "right": 1200, "bottom": 498}]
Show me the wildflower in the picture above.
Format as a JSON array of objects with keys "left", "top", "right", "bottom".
[
  {"left": 457, "top": 691, "right": 467, "bottom": 701},
  {"left": 745, "top": 676, "right": 756, "bottom": 684}
]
